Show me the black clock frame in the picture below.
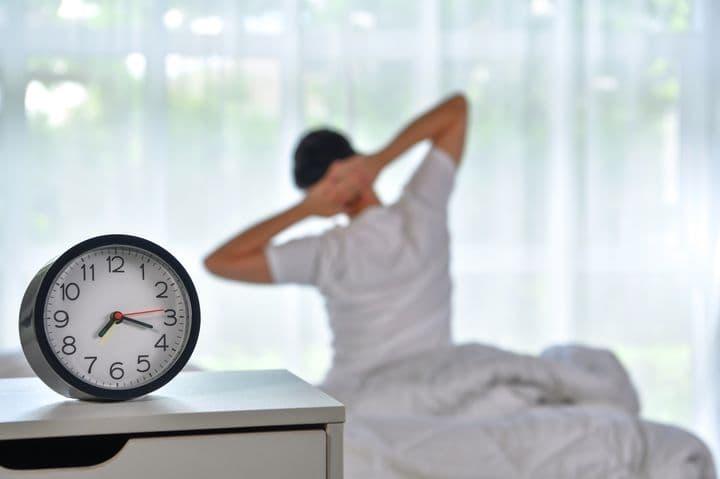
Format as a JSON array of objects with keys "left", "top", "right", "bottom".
[{"left": 25, "top": 234, "right": 201, "bottom": 401}]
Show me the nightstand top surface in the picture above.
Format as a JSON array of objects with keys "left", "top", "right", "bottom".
[{"left": 0, "top": 370, "right": 344, "bottom": 440}]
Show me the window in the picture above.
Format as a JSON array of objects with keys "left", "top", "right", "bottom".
[{"left": 1, "top": 0, "right": 718, "bottom": 455}]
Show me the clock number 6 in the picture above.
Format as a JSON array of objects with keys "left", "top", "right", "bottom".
[{"left": 110, "top": 362, "right": 125, "bottom": 380}]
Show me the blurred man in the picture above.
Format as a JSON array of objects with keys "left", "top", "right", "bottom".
[{"left": 205, "top": 93, "right": 468, "bottom": 388}]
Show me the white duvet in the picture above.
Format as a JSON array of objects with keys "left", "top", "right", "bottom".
[{"left": 324, "top": 343, "right": 715, "bottom": 479}]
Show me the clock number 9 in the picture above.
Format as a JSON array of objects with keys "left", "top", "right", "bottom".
[
  {"left": 110, "top": 362, "right": 125, "bottom": 380},
  {"left": 53, "top": 310, "right": 69, "bottom": 328}
]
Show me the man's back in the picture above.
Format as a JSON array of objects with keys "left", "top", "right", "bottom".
[{"left": 267, "top": 147, "right": 457, "bottom": 385}]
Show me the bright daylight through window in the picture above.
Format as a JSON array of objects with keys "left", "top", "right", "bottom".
[{"left": 0, "top": 0, "right": 718, "bottom": 458}]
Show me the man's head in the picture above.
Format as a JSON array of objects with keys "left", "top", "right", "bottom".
[{"left": 293, "top": 128, "right": 355, "bottom": 189}]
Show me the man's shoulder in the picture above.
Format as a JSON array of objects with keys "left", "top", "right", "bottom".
[{"left": 396, "top": 147, "right": 456, "bottom": 215}]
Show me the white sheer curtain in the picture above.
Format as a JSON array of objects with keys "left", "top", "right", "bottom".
[{"left": 1, "top": 0, "right": 719, "bottom": 455}]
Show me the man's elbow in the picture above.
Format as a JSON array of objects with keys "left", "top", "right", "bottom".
[
  {"left": 204, "top": 254, "right": 224, "bottom": 276},
  {"left": 204, "top": 254, "right": 237, "bottom": 280},
  {"left": 448, "top": 93, "right": 469, "bottom": 120}
]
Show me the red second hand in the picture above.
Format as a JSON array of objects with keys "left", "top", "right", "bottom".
[{"left": 122, "top": 308, "right": 165, "bottom": 316}]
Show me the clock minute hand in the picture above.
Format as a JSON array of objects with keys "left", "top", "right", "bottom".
[{"left": 120, "top": 315, "right": 154, "bottom": 329}]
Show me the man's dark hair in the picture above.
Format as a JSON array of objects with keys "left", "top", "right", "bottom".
[{"left": 293, "top": 128, "right": 355, "bottom": 189}]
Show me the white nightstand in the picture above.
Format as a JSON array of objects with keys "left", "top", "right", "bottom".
[{"left": 0, "top": 370, "right": 344, "bottom": 478}]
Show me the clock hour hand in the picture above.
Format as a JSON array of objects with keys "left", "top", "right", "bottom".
[
  {"left": 121, "top": 315, "right": 154, "bottom": 329},
  {"left": 98, "top": 316, "right": 117, "bottom": 338}
]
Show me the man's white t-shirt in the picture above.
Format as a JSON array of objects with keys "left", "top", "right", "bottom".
[{"left": 266, "top": 147, "right": 456, "bottom": 387}]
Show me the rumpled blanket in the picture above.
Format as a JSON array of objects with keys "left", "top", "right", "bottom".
[{"left": 325, "top": 343, "right": 715, "bottom": 479}]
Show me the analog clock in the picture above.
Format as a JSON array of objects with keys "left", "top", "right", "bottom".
[{"left": 19, "top": 234, "right": 200, "bottom": 401}]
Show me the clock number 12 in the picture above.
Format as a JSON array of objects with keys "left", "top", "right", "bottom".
[{"left": 106, "top": 256, "right": 125, "bottom": 273}]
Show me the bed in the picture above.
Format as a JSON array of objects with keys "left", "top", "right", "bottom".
[{"left": 324, "top": 343, "right": 715, "bottom": 479}]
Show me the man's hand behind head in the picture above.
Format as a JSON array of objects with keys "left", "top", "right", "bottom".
[
  {"left": 327, "top": 154, "right": 378, "bottom": 186},
  {"left": 301, "top": 161, "right": 369, "bottom": 217}
]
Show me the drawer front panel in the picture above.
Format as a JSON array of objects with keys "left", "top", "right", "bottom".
[{"left": 0, "top": 429, "right": 326, "bottom": 479}]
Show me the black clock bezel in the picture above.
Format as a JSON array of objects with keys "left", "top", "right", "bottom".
[{"left": 32, "top": 234, "right": 201, "bottom": 401}]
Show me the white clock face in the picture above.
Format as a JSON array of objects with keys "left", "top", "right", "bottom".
[{"left": 42, "top": 245, "right": 192, "bottom": 390}]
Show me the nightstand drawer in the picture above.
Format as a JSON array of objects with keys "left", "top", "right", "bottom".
[{"left": 0, "top": 429, "right": 326, "bottom": 479}]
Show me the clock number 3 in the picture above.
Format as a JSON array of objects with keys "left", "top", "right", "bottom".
[{"left": 164, "top": 309, "right": 177, "bottom": 326}]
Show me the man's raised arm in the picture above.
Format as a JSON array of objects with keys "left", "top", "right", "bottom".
[
  {"left": 204, "top": 169, "right": 365, "bottom": 283},
  {"left": 327, "top": 93, "right": 468, "bottom": 187},
  {"left": 369, "top": 92, "right": 468, "bottom": 171}
]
